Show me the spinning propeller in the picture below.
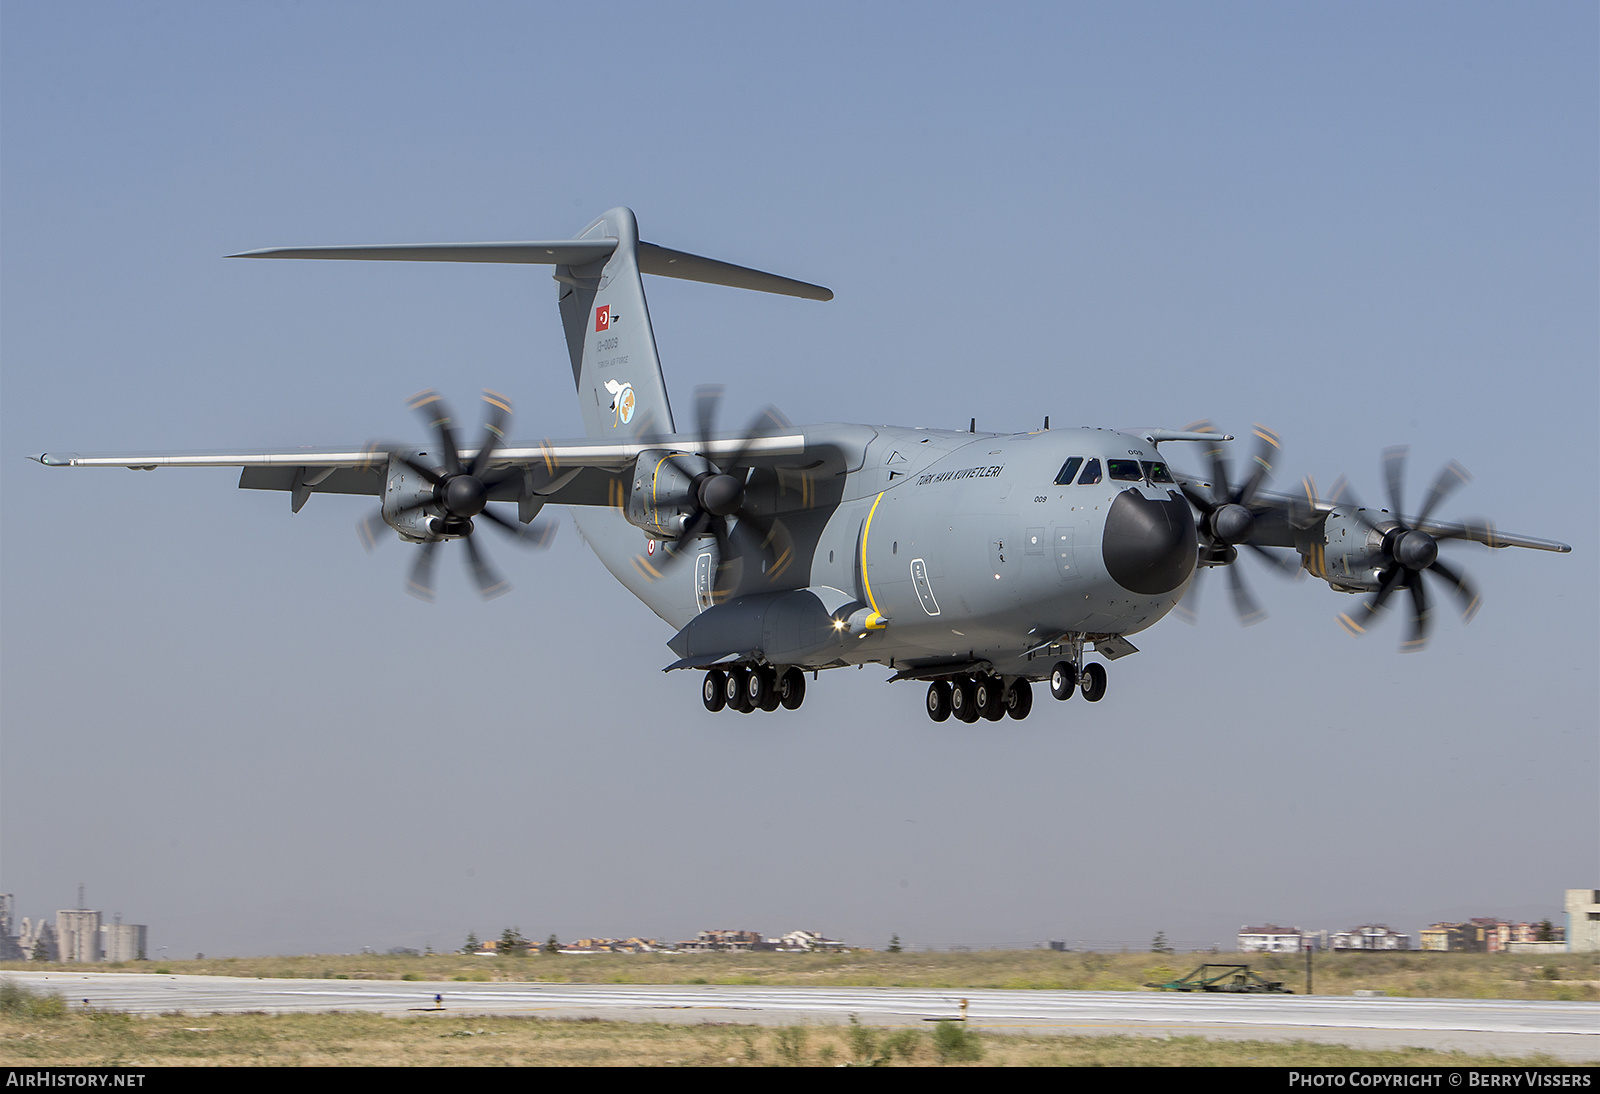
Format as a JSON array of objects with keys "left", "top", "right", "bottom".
[
  {"left": 359, "top": 389, "right": 556, "bottom": 601},
  {"left": 1330, "top": 447, "right": 1483, "bottom": 651},
  {"left": 1177, "top": 422, "right": 1302, "bottom": 625},
  {"left": 632, "top": 385, "right": 798, "bottom": 598}
]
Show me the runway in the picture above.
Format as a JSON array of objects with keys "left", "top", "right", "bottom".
[{"left": 7, "top": 972, "right": 1597, "bottom": 1061}]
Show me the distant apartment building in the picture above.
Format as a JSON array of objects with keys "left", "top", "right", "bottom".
[
  {"left": 1329, "top": 925, "right": 1410, "bottom": 951},
  {"left": 772, "top": 930, "right": 847, "bottom": 953},
  {"left": 1567, "top": 889, "right": 1600, "bottom": 953},
  {"left": 561, "top": 938, "right": 660, "bottom": 954},
  {"left": 1237, "top": 925, "right": 1307, "bottom": 953},
  {"left": 57, "top": 910, "right": 102, "bottom": 963},
  {"left": 678, "top": 930, "right": 763, "bottom": 953}
]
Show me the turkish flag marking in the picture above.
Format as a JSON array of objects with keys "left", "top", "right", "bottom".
[{"left": 594, "top": 305, "right": 610, "bottom": 332}]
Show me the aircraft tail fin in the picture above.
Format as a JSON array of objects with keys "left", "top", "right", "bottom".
[{"left": 231, "top": 207, "right": 830, "bottom": 440}]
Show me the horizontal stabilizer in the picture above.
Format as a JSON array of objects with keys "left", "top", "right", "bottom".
[
  {"left": 230, "top": 238, "right": 831, "bottom": 300},
  {"left": 228, "top": 241, "right": 618, "bottom": 265},
  {"left": 637, "top": 243, "right": 831, "bottom": 300}
]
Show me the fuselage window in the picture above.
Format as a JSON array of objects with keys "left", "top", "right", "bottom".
[
  {"left": 1053, "top": 457, "right": 1083, "bottom": 486},
  {"left": 1142, "top": 461, "right": 1175, "bottom": 484},
  {"left": 1108, "top": 459, "right": 1143, "bottom": 482},
  {"left": 1077, "top": 458, "right": 1102, "bottom": 485}
]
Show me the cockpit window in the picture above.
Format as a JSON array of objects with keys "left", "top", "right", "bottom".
[
  {"left": 1077, "top": 458, "right": 1102, "bottom": 485},
  {"left": 1142, "top": 461, "right": 1175, "bottom": 484},
  {"left": 1108, "top": 459, "right": 1143, "bottom": 482},
  {"left": 1053, "top": 457, "right": 1083, "bottom": 486}
]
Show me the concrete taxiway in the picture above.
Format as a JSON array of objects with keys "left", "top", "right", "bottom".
[{"left": 6, "top": 972, "right": 1597, "bottom": 1061}]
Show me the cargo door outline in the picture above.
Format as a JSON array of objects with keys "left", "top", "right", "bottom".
[{"left": 910, "top": 558, "right": 941, "bottom": 616}]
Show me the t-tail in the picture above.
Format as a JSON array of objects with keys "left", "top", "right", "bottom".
[{"left": 230, "top": 206, "right": 831, "bottom": 440}]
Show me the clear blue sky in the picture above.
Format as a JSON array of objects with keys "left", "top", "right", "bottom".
[{"left": 3, "top": 1, "right": 1594, "bottom": 955}]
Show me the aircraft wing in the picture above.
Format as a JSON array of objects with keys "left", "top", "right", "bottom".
[
  {"left": 33, "top": 433, "right": 813, "bottom": 509},
  {"left": 1171, "top": 471, "right": 1570, "bottom": 554}
]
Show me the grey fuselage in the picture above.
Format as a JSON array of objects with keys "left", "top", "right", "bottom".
[{"left": 573, "top": 422, "right": 1197, "bottom": 679}]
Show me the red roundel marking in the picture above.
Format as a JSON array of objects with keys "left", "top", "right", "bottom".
[{"left": 646, "top": 538, "right": 656, "bottom": 555}]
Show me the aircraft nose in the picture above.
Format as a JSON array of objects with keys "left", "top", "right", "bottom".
[{"left": 1102, "top": 489, "right": 1198, "bottom": 595}]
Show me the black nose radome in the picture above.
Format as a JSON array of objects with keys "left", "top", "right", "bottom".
[{"left": 1103, "top": 489, "right": 1198, "bottom": 595}]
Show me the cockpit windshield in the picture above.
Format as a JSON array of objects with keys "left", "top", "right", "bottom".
[
  {"left": 1108, "top": 459, "right": 1143, "bottom": 482},
  {"left": 1053, "top": 457, "right": 1083, "bottom": 486},
  {"left": 1142, "top": 461, "right": 1174, "bottom": 484},
  {"left": 1077, "top": 458, "right": 1102, "bottom": 485}
]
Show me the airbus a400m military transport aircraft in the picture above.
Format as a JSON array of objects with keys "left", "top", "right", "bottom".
[{"left": 36, "top": 208, "right": 1571, "bottom": 723}]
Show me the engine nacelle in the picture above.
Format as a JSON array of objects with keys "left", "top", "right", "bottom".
[
  {"left": 1307, "top": 508, "right": 1391, "bottom": 593},
  {"left": 626, "top": 448, "right": 715, "bottom": 539},
  {"left": 380, "top": 452, "right": 441, "bottom": 542}
]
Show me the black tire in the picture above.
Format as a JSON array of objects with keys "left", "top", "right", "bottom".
[
  {"left": 703, "top": 670, "right": 727, "bottom": 712},
  {"left": 952, "top": 678, "right": 980, "bottom": 723},
  {"left": 779, "top": 667, "right": 807, "bottom": 710},
  {"left": 758, "top": 667, "right": 781, "bottom": 712},
  {"left": 1050, "top": 661, "right": 1077, "bottom": 701},
  {"left": 1005, "top": 678, "right": 1033, "bottom": 720},
  {"left": 726, "top": 667, "right": 752, "bottom": 713},
  {"left": 747, "top": 666, "right": 773, "bottom": 711},
  {"left": 1081, "top": 662, "right": 1108, "bottom": 702},
  {"left": 980, "top": 675, "right": 1006, "bottom": 721},
  {"left": 926, "top": 680, "right": 952, "bottom": 722}
]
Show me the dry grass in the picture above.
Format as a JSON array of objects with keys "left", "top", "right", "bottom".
[
  {"left": 0, "top": 1005, "right": 1573, "bottom": 1068},
  {"left": 7, "top": 949, "right": 1592, "bottom": 1001}
]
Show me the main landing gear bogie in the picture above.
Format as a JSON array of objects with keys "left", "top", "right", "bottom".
[
  {"left": 927, "top": 675, "right": 1036, "bottom": 722},
  {"left": 703, "top": 666, "right": 806, "bottom": 715},
  {"left": 926, "top": 662, "right": 1108, "bottom": 722}
]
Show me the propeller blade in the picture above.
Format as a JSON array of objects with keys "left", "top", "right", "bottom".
[
  {"left": 1382, "top": 446, "right": 1408, "bottom": 520},
  {"left": 357, "top": 508, "right": 387, "bottom": 552},
  {"left": 1174, "top": 567, "right": 1203, "bottom": 624},
  {"left": 1427, "top": 557, "right": 1482, "bottom": 622},
  {"left": 1327, "top": 475, "right": 1383, "bottom": 533},
  {"left": 408, "top": 390, "right": 462, "bottom": 475},
  {"left": 1244, "top": 542, "right": 1303, "bottom": 578},
  {"left": 467, "top": 390, "right": 512, "bottom": 479},
  {"left": 1226, "top": 563, "right": 1266, "bottom": 626},
  {"left": 693, "top": 384, "right": 724, "bottom": 446},
  {"left": 1414, "top": 459, "right": 1471, "bottom": 528},
  {"left": 710, "top": 518, "right": 744, "bottom": 600},
  {"left": 727, "top": 405, "right": 794, "bottom": 470},
  {"left": 478, "top": 506, "right": 557, "bottom": 548},
  {"left": 1402, "top": 574, "right": 1431, "bottom": 652},
  {"left": 462, "top": 534, "right": 510, "bottom": 599},
  {"left": 398, "top": 455, "right": 446, "bottom": 486},
  {"left": 406, "top": 541, "right": 439, "bottom": 602},
  {"left": 1235, "top": 424, "right": 1280, "bottom": 509}
]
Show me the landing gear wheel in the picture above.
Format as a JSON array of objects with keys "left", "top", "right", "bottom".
[
  {"left": 926, "top": 680, "right": 952, "bottom": 722},
  {"left": 702, "top": 670, "right": 727, "bottom": 712},
  {"left": 726, "top": 667, "right": 753, "bottom": 713},
  {"left": 1004, "top": 679, "right": 1033, "bottom": 720},
  {"left": 1080, "top": 662, "right": 1107, "bottom": 702},
  {"left": 951, "top": 678, "right": 979, "bottom": 723},
  {"left": 1050, "top": 661, "right": 1077, "bottom": 701},
  {"left": 758, "top": 667, "right": 781, "bottom": 712},
  {"left": 977, "top": 675, "right": 1006, "bottom": 721},
  {"left": 747, "top": 667, "right": 774, "bottom": 711},
  {"left": 778, "top": 667, "right": 807, "bottom": 710}
]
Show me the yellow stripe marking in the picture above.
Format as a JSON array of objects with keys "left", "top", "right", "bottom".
[{"left": 860, "top": 492, "right": 885, "bottom": 620}]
